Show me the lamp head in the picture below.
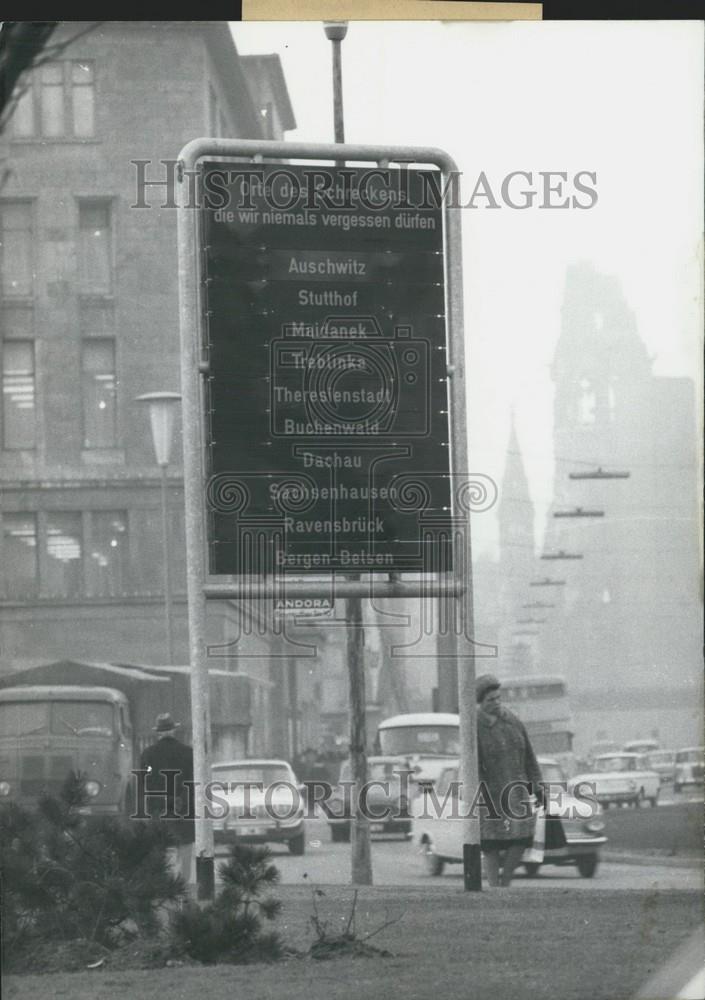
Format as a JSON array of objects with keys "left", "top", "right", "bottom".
[
  {"left": 136, "top": 391, "right": 181, "bottom": 467},
  {"left": 323, "top": 21, "right": 348, "bottom": 41}
]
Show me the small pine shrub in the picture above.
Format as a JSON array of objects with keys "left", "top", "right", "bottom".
[
  {"left": 1, "top": 771, "right": 183, "bottom": 969},
  {"left": 169, "top": 844, "right": 283, "bottom": 964}
]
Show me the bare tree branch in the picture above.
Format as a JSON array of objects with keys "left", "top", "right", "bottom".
[{"left": 360, "top": 907, "right": 405, "bottom": 941}]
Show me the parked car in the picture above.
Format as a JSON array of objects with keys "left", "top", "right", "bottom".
[
  {"left": 673, "top": 747, "right": 704, "bottom": 792},
  {"left": 327, "top": 756, "right": 412, "bottom": 843},
  {"left": 584, "top": 740, "right": 621, "bottom": 768},
  {"left": 569, "top": 752, "right": 660, "bottom": 807},
  {"left": 623, "top": 739, "right": 660, "bottom": 755},
  {"left": 413, "top": 757, "right": 607, "bottom": 880},
  {"left": 210, "top": 759, "right": 306, "bottom": 855},
  {"left": 644, "top": 749, "right": 676, "bottom": 785}
]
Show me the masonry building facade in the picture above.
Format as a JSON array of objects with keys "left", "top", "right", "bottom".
[{"left": 0, "top": 21, "right": 333, "bottom": 758}]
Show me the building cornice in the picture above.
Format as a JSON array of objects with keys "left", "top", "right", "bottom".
[{"left": 0, "top": 471, "right": 185, "bottom": 491}]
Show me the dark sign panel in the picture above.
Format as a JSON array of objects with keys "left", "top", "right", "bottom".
[{"left": 201, "top": 163, "right": 452, "bottom": 575}]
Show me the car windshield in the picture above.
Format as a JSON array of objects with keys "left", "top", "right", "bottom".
[
  {"left": 379, "top": 726, "right": 460, "bottom": 756},
  {"left": 212, "top": 764, "right": 293, "bottom": 785},
  {"left": 594, "top": 756, "right": 636, "bottom": 773},
  {"left": 589, "top": 743, "right": 620, "bottom": 756},
  {"left": 531, "top": 732, "right": 572, "bottom": 754},
  {"left": 540, "top": 763, "right": 565, "bottom": 784},
  {"left": 0, "top": 701, "right": 114, "bottom": 737},
  {"left": 339, "top": 759, "right": 406, "bottom": 782},
  {"left": 675, "top": 749, "right": 703, "bottom": 764}
]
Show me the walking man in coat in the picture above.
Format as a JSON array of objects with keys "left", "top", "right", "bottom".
[
  {"left": 140, "top": 713, "right": 195, "bottom": 887},
  {"left": 476, "top": 674, "right": 543, "bottom": 887}
]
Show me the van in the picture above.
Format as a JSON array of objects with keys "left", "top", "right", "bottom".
[
  {"left": 376, "top": 712, "right": 460, "bottom": 788},
  {"left": 673, "top": 747, "right": 704, "bottom": 791}
]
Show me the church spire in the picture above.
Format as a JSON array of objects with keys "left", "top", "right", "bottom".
[{"left": 498, "top": 410, "right": 536, "bottom": 675}]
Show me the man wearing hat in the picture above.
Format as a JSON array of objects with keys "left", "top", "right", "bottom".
[
  {"left": 140, "top": 713, "right": 195, "bottom": 887},
  {"left": 476, "top": 674, "right": 543, "bottom": 887}
]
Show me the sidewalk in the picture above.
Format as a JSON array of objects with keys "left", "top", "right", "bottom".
[
  {"left": 635, "top": 929, "right": 705, "bottom": 999},
  {"left": 602, "top": 848, "right": 702, "bottom": 869},
  {"left": 4, "top": 884, "right": 702, "bottom": 1000}
]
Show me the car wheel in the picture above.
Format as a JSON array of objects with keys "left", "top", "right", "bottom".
[
  {"left": 421, "top": 839, "right": 444, "bottom": 876},
  {"left": 648, "top": 793, "right": 659, "bottom": 807},
  {"left": 288, "top": 833, "right": 305, "bottom": 856},
  {"left": 331, "top": 823, "right": 351, "bottom": 843},
  {"left": 523, "top": 862, "right": 541, "bottom": 878},
  {"left": 576, "top": 855, "right": 598, "bottom": 878}
]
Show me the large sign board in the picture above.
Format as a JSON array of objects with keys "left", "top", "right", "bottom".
[{"left": 201, "top": 163, "right": 452, "bottom": 575}]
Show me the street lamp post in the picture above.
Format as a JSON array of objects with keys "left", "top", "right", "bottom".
[
  {"left": 323, "top": 21, "right": 347, "bottom": 144},
  {"left": 137, "top": 391, "right": 182, "bottom": 664},
  {"left": 322, "top": 20, "right": 373, "bottom": 889}
]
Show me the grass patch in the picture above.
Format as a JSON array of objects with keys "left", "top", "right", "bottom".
[{"left": 3, "top": 885, "right": 701, "bottom": 1000}]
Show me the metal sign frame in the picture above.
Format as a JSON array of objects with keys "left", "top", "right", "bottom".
[
  {"left": 178, "top": 139, "right": 469, "bottom": 601},
  {"left": 176, "top": 138, "right": 480, "bottom": 894}
]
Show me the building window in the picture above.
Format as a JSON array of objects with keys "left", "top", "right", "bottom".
[
  {"left": 78, "top": 201, "right": 112, "bottom": 295},
  {"left": 2, "top": 510, "right": 131, "bottom": 601},
  {"left": 0, "top": 201, "right": 33, "bottom": 297},
  {"left": 70, "top": 62, "right": 95, "bottom": 136},
  {"left": 10, "top": 61, "right": 95, "bottom": 139},
  {"left": 40, "top": 63, "right": 65, "bottom": 136},
  {"left": 207, "top": 86, "right": 228, "bottom": 138},
  {"left": 45, "top": 512, "right": 83, "bottom": 598},
  {"left": 607, "top": 377, "right": 618, "bottom": 423},
  {"left": 577, "top": 378, "right": 596, "bottom": 426},
  {"left": 11, "top": 76, "right": 35, "bottom": 136},
  {"left": 208, "top": 84, "right": 218, "bottom": 135},
  {"left": 2, "top": 513, "right": 38, "bottom": 599},
  {"left": 81, "top": 338, "right": 117, "bottom": 448},
  {"left": 2, "top": 340, "right": 36, "bottom": 449},
  {"left": 87, "top": 511, "right": 128, "bottom": 597},
  {"left": 260, "top": 102, "right": 274, "bottom": 139}
]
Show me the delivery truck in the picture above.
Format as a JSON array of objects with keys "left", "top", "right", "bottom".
[{"left": 0, "top": 659, "right": 250, "bottom": 816}]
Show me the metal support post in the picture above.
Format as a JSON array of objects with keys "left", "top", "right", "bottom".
[
  {"left": 331, "top": 38, "right": 345, "bottom": 145},
  {"left": 436, "top": 593, "right": 459, "bottom": 712},
  {"left": 177, "top": 162, "right": 214, "bottom": 900},
  {"left": 347, "top": 583, "right": 373, "bottom": 885},
  {"left": 159, "top": 463, "right": 175, "bottom": 665},
  {"left": 323, "top": 20, "right": 371, "bottom": 887},
  {"left": 203, "top": 578, "right": 464, "bottom": 600},
  {"left": 287, "top": 655, "right": 299, "bottom": 758},
  {"left": 443, "top": 155, "right": 482, "bottom": 891}
]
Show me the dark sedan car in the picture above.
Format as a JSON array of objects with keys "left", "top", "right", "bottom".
[{"left": 327, "top": 756, "right": 412, "bottom": 842}]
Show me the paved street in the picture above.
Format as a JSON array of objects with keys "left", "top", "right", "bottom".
[
  {"left": 650, "top": 787, "right": 703, "bottom": 808},
  {"left": 214, "top": 812, "right": 702, "bottom": 891}
]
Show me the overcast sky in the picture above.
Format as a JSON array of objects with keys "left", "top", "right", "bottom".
[{"left": 231, "top": 20, "right": 703, "bottom": 556}]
